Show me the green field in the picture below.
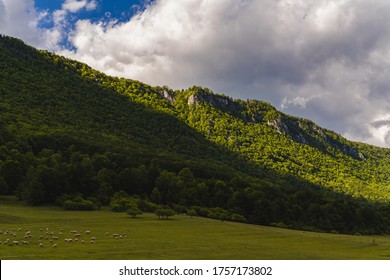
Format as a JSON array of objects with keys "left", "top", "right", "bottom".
[{"left": 0, "top": 196, "right": 389, "bottom": 260}]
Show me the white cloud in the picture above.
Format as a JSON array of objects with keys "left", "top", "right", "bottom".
[
  {"left": 0, "top": 0, "right": 46, "bottom": 48},
  {"left": 0, "top": 0, "right": 98, "bottom": 51},
  {"left": 62, "top": 0, "right": 98, "bottom": 13}
]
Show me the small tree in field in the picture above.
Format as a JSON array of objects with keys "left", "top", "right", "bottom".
[
  {"left": 127, "top": 205, "right": 143, "bottom": 218},
  {"left": 155, "top": 207, "right": 175, "bottom": 220}
]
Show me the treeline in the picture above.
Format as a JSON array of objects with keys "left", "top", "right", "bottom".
[{"left": 0, "top": 132, "right": 388, "bottom": 234}]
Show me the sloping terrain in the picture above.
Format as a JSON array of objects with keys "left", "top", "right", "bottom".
[{"left": 0, "top": 35, "right": 389, "bottom": 234}]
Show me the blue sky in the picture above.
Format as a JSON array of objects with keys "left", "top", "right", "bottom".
[
  {"left": 1, "top": 0, "right": 390, "bottom": 147},
  {"left": 34, "top": 0, "right": 150, "bottom": 29}
]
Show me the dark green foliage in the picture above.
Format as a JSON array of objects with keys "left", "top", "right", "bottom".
[
  {"left": 0, "top": 35, "right": 389, "bottom": 234},
  {"left": 127, "top": 205, "right": 143, "bottom": 218},
  {"left": 110, "top": 191, "right": 134, "bottom": 212},
  {"left": 62, "top": 196, "right": 98, "bottom": 211},
  {"left": 155, "top": 206, "right": 176, "bottom": 219}
]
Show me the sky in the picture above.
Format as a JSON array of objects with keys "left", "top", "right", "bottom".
[{"left": 1, "top": 0, "right": 390, "bottom": 148}]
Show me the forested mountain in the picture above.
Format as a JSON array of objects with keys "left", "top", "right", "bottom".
[{"left": 0, "top": 35, "right": 389, "bottom": 234}]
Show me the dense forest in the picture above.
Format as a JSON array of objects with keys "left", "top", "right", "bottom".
[{"left": 0, "top": 35, "right": 389, "bottom": 234}]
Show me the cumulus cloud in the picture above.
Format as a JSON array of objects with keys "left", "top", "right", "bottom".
[
  {"left": 0, "top": 0, "right": 49, "bottom": 48},
  {"left": 0, "top": 0, "right": 98, "bottom": 50},
  {"left": 62, "top": 0, "right": 98, "bottom": 13}
]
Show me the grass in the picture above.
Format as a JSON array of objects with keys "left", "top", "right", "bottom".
[{"left": 0, "top": 196, "right": 389, "bottom": 260}]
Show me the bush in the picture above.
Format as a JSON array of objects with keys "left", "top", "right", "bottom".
[
  {"left": 110, "top": 191, "right": 135, "bottom": 212},
  {"left": 137, "top": 199, "right": 158, "bottom": 212},
  {"left": 231, "top": 213, "right": 247, "bottom": 223},
  {"left": 155, "top": 206, "right": 176, "bottom": 219},
  {"left": 62, "top": 197, "right": 97, "bottom": 211},
  {"left": 127, "top": 205, "right": 143, "bottom": 218},
  {"left": 271, "top": 222, "right": 288, "bottom": 229}
]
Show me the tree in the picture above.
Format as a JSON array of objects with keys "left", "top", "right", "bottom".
[
  {"left": 0, "top": 160, "right": 23, "bottom": 193},
  {"left": 127, "top": 205, "right": 143, "bottom": 218},
  {"left": 155, "top": 207, "right": 176, "bottom": 219}
]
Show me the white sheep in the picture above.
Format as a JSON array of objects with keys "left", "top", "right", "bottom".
[
  {"left": 85, "top": 230, "right": 91, "bottom": 234},
  {"left": 53, "top": 244, "right": 58, "bottom": 248},
  {"left": 13, "top": 241, "right": 19, "bottom": 245},
  {"left": 39, "top": 243, "right": 44, "bottom": 248},
  {"left": 90, "top": 240, "right": 95, "bottom": 244}
]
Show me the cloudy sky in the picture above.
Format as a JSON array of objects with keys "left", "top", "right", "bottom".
[{"left": 1, "top": 0, "right": 390, "bottom": 147}]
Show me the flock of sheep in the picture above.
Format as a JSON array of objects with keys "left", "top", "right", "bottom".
[{"left": 0, "top": 227, "right": 128, "bottom": 248}]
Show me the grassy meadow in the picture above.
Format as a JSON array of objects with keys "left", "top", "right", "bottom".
[{"left": 0, "top": 196, "right": 389, "bottom": 260}]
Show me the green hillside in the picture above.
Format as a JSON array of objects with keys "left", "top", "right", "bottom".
[{"left": 0, "top": 35, "right": 389, "bottom": 234}]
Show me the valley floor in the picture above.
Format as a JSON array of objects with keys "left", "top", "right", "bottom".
[{"left": 0, "top": 196, "right": 389, "bottom": 260}]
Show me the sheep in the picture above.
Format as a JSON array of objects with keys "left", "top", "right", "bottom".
[
  {"left": 90, "top": 240, "right": 95, "bottom": 244},
  {"left": 112, "top": 233, "right": 119, "bottom": 238},
  {"left": 123, "top": 234, "right": 127, "bottom": 238},
  {"left": 81, "top": 240, "right": 85, "bottom": 244},
  {"left": 85, "top": 230, "right": 91, "bottom": 234},
  {"left": 52, "top": 244, "right": 58, "bottom": 248},
  {"left": 74, "top": 238, "right": 78, "bottom": 242},
  {"left": 53, "top": 236, "right": 58, "bottom": 240},
  {"left": 90, "top": 237, "right": 96, "bottom": 241},
  {"left": 105, "top": 232, "right": 109, "bottom": 236},
  {"left": 39, "top": 235, "right": 44, "bottom": 240},
  {"left": 39, "top": 243, "right": 44, "bottom": 248},
  {"left": 22, "top": 241, "right": 29, "bottom": 245},
  {"left": 13, "top": 241, "right": 19, "bottom": 245}
]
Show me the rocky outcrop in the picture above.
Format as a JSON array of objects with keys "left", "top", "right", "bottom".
[
  {"left": 188, "top": 93, "right": 232, "bottom": 108},
  {"left": 267, "top": 118, "right": 290, "bottom": 134},
  {"left": 157, "top": 88, "right": 175, "bottom": 103}
]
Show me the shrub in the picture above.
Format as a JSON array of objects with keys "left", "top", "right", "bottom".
[
  {"left": 62, "top": 197, "right": 97, "bottom": 211},
  {"left": 155, "top": 206, "right": 176, "bottom": 219},
  {"left": 127, "top": 205, "right": 143, "bottom": 218}
]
